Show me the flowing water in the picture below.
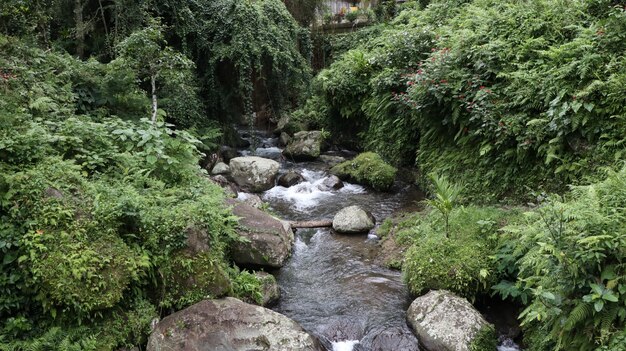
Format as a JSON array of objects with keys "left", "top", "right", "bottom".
[{"left": 238, "top": 130, "right": 521, "bottom": 351}]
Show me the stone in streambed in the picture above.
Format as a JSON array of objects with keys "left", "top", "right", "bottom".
[
  {"left": 228, "top": 199, "right": 293, "bottom": 268},
  {"left": 320, "top": 175, "right": 344, "bottom": 190},
  {"left": 283, "top": 131, "right": 324, "bottom": 161},
  {"left": 211, "top": 162, "right": 230, "bottom": 175},
  {"left": 146, "top": 297, "right": 323, "bottom": 351},
  {"left": 406, "top": 290, "right": 496, "bottom": 351},
  {"left": 332, "top": 205, "right": 376, "bottom": 234},
  {"left": 278, "top": 170, "right": 305, "bottom": 188},
  {"left": 229, "top": 156, "right": 280, "bottom": 193},
  {"left": 254, "top": 271, "right": 280, "bottom": 307}
]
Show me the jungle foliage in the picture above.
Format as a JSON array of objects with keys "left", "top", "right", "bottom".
[
  {"left": 302, "top": 0, "right": 626, "bottom": 200},
  {"left": 0, "top": 13, "right": 270, "bottom": 350}
]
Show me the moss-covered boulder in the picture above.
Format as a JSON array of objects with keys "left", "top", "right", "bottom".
[{"left": 330, "top": 152, "right": 396, "bottom": 191}]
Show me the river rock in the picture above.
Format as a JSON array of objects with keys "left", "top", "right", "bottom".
[
  {"left": 255, "top": 271, "right": 281, "bottom": 306},
  {"left": 237, "top": 193, "right": 264, "bottom": 208},
  {"left": 210, "top": 175, "right": 238, "bottom": 197},
  {"left": 146, "top": 297, "right": 323, "bottom": 351},
  {"left": 283, "top": 131, "right": 324, "bottom": 161},
  {"left": 211, "top": 162, "right": 230, "bottom": 175},
  {"left": 278, "top": 171, "right": 305, "bottom": 187},
  {"left": 228, "top": 199, "right": 294, "bottom": 268},
  {"left": 320, "top": 175, "right": 344, "bottom": 190},
  {"left": 279, "top": 132, "right": 292, "bottom": 146},
  {"left": 406, "top": 290, "right": 493, "bottom": 351},
  {"left": 230, "top": 156, "right": 280, "bottom": 192},
  {"left": 332, "top": 205, "right": 376, "bottom": 234},
  {"left": 319, "top": 155, "right": 347, "bottom": 166}
]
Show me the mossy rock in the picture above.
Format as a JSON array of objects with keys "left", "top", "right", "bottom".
[{"left": 330, "top": 152, "right": 397, "bottom": 191}]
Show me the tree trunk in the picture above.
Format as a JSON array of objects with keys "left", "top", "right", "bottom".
[
  {"left": 290, "top": 220, "right": 333, "bottom": 229},
  {"left": 74, "top": 0, "right": 85, "bottom": 59},
  {"left": 151, "top": 75, "right": 158, "bottom": 124}
]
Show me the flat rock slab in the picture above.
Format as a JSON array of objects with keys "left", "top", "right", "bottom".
[{"left": 147, "top": 297, "right": 323, "bottom": 351}]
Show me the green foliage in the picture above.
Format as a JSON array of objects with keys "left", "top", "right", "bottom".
[
  {"left": 301, "top": 0, "right": 626, "bottom": 199},
  {"left": 493, "top": 166, "right": 626, "bottom": 350},
  {"left": 230, "top": 270, "right": 264, "bottom": 305},
  {"left": 469, "top": 324, "right": 497, "bottom": 351},
  {"left": 330, "top": 152, "right": 397, "bottom": 191},
  {"left": 0, "top": 35, "right": 248, "bottom": 349},
  {"left": 423, "top": 173, "right": 462, "bottom": 238},
  {"left": 403, "top": 206, "right": 517, "bottom": 299}
]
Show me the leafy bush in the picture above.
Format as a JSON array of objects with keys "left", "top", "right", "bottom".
[
  {"left": 494, "top": 166, "right": 626, "bottom": 350},
  {"left": 403, "top": 206, "right": 517, "bottom": 299},
  {"left": 330, "top": 152, "right": 397, "bottom": 191},
  {"left": 302, "top": 0, "right": 626, "bottom": 199}
]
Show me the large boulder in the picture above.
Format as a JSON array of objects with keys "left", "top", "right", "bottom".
[
  {"left": 332, "top": 205, "right": 376, "bottom": 234},
  {"left": 279, "top": 132, "right": 292, "bottom": 147},
  {"left": 230, "top": 156, "right": 280, "bottom": 192},
  {"left": 406, "top": 290, "right": 496, "bottom": 351},
  {"left": 283, "top": 131, "right": 324, "bottom": 161},
  {"left": 278, "top": 171, "right": 305, "bottom": 188},
  {"left": 147, "top": 297, "right": 323, "bottom": 351},
  {"left": 229, "top": 200, "right": 294, "bottom": 268}
]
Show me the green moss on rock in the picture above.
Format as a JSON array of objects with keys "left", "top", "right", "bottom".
[
  {"left": 469, "top": 324, "right": 498, "bottom": 351},
  {"left": 330, "top": 152, "right": 396, "bottom": 191}
]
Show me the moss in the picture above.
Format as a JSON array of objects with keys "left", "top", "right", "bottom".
[
  {"left": 161, "top": 251, "right": 232, "bottom": 310},
  {"left": 330, "top": 152, "right": 397, "bottom": 191},
  {"left": 402, "top": 206, "right": 519, "bottom": 299},
  {"left": 376, "top": 218, "right": 394, "bottom": 239},
  {"left": 469, "top": 324, "right": 498, "bottom": 351}
]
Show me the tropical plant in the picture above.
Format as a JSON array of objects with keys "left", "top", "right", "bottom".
[{"left": 423, "top": 173, "right": 462, "bottom": 238}]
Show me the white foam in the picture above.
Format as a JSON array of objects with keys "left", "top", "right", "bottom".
[
  {"left": 339, "top": 183, "right": 366, "bottom": 194},
  {"left": 332, "top": 340, "right": 360, "bottom": 351},
  {"left": 294, "top": 237, "right": 308, "bottom": 253},
  {"left": 497, "top": 338, "right": 521, "bottom": 351},
  {"left": 263, "top": 169, "right": 336, "bottom": 211}
]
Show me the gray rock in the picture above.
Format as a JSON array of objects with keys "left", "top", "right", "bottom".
[
  {"left": 319, "top": 155, "right": 347, "bottom": 166},
  {"left": 230, "top": 156, "right": 280, "bottom": 193},
  {"left": 406, "top": 290, "right": 493, "bottom": 351},
  {"left": 255, "top": 271, "right": 281, "bottom": 307},
  {"left": 237, "top": 193, "right": 264, "bottom": 209},
  {"left": 283, "top": 131, "right": 324, "bottom": 161},
  {"left": 147, "top": 297, "right": 323, "bottom": 351},
  {"left": 210, "top": 175, "right": 238, "bottom": 198},
  {"left": 332, "top": 205, "right": 376, "bottom": 234},
  {"left": 320, "top": 175, "right": 344, "bottom": 190},
  {"left": 279, "top": 132, "right": 292, "bottom": 147},
  {"left": 228, "top": 199, "right": 294, "bottom": 268},
  {"left": 278, "top": 171, "right": 305, "bottom": 188},
  {"left": 211, "top": 162, "right": 230, "bottom": 175}
]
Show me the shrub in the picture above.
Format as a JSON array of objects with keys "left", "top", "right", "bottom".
[
  {"left": 403, "top": 206, "right": 517, "bottom": 299},
  {"left": 330, "top": 152, "right": 397, "bottom": 191},
  {"left": 494, "top": 166, "right": 626, "bottom": 350}
]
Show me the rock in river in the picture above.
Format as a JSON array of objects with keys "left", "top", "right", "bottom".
[
  {"left": 332, "top": 205, "right": 376, "bottom": 234},
  {"left": 278, "top": 170, "right": 305, "bottom": 187},
  {"left": 230, "top": 156, "right": 280, "bottom": 192},
  {"left": 283, "top": 131, "right": 324, "bottom": 161},
  {"left": 147, "top": 297, "right": 323, "bottom": 351},
  {"left": 228, "top": 199, "right": 294, "bottom": 268},
  {"left": 406, "top": 290, "right": 495, "bottom": 351},
  {"left": 211, "top": 161, "right": 230, "bottom": 175}
]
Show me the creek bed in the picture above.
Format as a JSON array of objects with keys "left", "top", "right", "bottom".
[{"left": 238, "top": 129, "right": 520, "bottom": 351}]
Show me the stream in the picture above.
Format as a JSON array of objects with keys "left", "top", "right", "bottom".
[{"left": 238, "top": 129, "right": 521, "bottom": 351}]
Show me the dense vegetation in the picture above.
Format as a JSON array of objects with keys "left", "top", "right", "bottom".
[
  {"left": 302, "top": 0, "right": 626, "bottom": 199},
  {"left": 0, "top": 0, "right": 307, "bottom": 348},
  {"left": 2, "top": 0, "right": 626, "bottom": 350}
]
